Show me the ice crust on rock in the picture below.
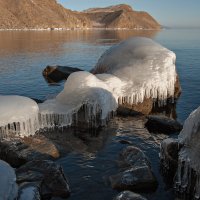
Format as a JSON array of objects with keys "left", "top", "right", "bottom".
[
  {"left": 93, "top": 37, "right": 177, "bottom": 104},
  {"left": 175, "top": 106, "right": 200, "bottom": 198},
  {"left": 0, "top": 160, "right": 18, "bottom": 200},
  {"left": 0, "top": 95, "right": 39, "bottom": 138},
  {"left": 0, "top": 38, "right": 178, "bottom": 134},
  {"left": 39, "top": 38, "right": 177, "bottom": 128},
  {"left": 39, "top": 71, "right": 118, "bottom": 128}
]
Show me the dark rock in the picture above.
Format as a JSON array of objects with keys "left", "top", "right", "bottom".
[
  {"left": 110, "top": 146, "right": 157, "bottom": 191},
  {"left": 43, "top": 65, "right": 83, "bottom": 83},
  {"left": 16, "top": 160, "right": 70, "bottom": 199},
  {"left": 113, "top": 191, "right": 148, "bottom": 200},
  {"left": 118, "top": 140, "right": 132, "bottom": 145},
  {"left": 18, "top": 182, "right": 41, "bottom": 200},
  {"left": 160, "top": 138, "right": 181, "bottom": 177},
  {"left": 0, "top": 136, "right": 60, "bottom": 168},
  {"left": 145, "top": 115, "right": 183, "bottom": 134},
  {"left": 31, "top": 98, "right": 44, "bottom": 104},
  {"left": 117, "top": 106, "right": 143, "bottom": 117}
]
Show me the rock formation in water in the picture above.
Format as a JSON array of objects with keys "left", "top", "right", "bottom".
[
  {"left": 0, "top": 38, "right": 181, "bottom": 137},
  {"left": 0, "top": 1, "right": 160, "bottom": 30},
  {"left": 84, "top": 4, "right": 161, "bottom": 30}
]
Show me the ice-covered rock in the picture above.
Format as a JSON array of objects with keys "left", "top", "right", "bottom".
[
  {"left": 0, "top": 160, "right": 18, "bottom": 200},
  {"left": 0, "top": 95, "right": 39, "bottom": 138},
  {"left": 92, "top": 37, "right": 179, "bottom": 106},
  {"left": 174, "top": 106, "right": 200, "bottom": 199},
  {"left": 39, "top": 71, "right": 118, "bottom": 128}
]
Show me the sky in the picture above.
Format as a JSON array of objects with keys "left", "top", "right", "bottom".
[{"left": 58, "top": 0, "right": 200, "bottom": 28}]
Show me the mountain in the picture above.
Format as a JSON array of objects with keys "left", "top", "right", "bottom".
[
  {"left": 0, "top": 0, "right": 91, "bottom": 29},
  {"left": 84, "top": 4, "right": 161, "bottom": 29},
  {"left": 0, "top": 1, "right": 160, "bottom": 30}
]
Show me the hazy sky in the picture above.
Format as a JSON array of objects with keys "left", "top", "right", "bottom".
[{"left": 58, "top": 0, "right": 200, "bottom": 28}]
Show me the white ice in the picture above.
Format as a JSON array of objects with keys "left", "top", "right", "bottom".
[
  {"left": 0, "top": 160, "right": 18, "bottom": 200},
  {"left": 93, "top": 37, "right": 177, "bottom": 104},
  {"left": 0, "top": 95, "right": 39, "bottom": 137},
  {"left": 39, "top": 71, "right": 118, "bottom": 128}
]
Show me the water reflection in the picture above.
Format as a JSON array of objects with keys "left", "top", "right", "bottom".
[{"left": 0, "top": 30, "right": 159, "bottom": 55}]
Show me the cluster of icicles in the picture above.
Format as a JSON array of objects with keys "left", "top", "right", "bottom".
[
  {"left": 0, "top": 37, "right": 178, "bottom": 138},
  {"left": 174, "top": 106, "right": 200, "bottom": 199}
]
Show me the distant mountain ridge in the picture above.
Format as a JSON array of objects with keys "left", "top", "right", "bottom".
[
  {"left": 84, "top": 4, "right": 161, "bottom": 29},
  {"left": 0, "top": 1, "right": 160, "bottom": 30}
]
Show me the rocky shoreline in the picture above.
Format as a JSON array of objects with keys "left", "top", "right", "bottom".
[{"left": 2, "top": 37, "right": 198, "bottom": 200}]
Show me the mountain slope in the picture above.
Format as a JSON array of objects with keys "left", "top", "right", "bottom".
[
  {"left": 0, "top": 0, "right": 91, "bottom": 29},
  {"left": 84, "top": 4, "right": 161, "bottom": 29},
  {"left": 0, "top": 1, "right": 160, "bottom": 30}
]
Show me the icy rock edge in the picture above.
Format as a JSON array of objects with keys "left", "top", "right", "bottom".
[
  {"left": 175, "top": 106, "right": 200, "bottom": 199},
  {"left": 160, "top": 106, "right": 200, "bottom": 199},
  {"left": 0, "top": 37, "right": 180, "bottom": 137}
]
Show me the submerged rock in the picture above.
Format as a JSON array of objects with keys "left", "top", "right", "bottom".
[
  {"left": 145, "top": 115, "right": 182, "bottom": 134},
  {"left": 0, "top": 136, "right": 60, "bottom": 168},
  {"left": 43, "top": 65, "right": 83, "bottom": 83},
  {"left": 114, "top": 191, "right": 148, "bottom": 200},
  {"left": 0, "top": 160, "right": 18, "bottom": 200},
  {"left": 110, "top": 146, "right": 157, "bottom": 191},
  {"left": 16, "top": 160, "right": 70, "bottom": 199}
]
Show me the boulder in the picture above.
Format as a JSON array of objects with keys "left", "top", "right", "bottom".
[
  {"left": 16, "top": 160, "right": 70, "bottom": 199},
  {"left": 43, "top": 65, "right": 83, "bottom": 83},
  {"left": 110, "top": 146, "right": 157, "bottom": 191},
  {"left": 145, "top": 115, "right": 183, "bottom": 134},
  {"left": 113, "top": 191, "right": 148, "bottom": 200},
  {"left": 0, "top": 135, "right": 60, "bottom": 167}
]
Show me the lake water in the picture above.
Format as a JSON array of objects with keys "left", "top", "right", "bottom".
[{"left": 0, "top": 29, "right": 200, "bottom": 199}]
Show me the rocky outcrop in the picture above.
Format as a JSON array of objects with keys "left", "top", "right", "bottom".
[
  {"left": 114, "top": 191, "right": 148, "bottom": 200},
  {"left": 84, "top": 4, "right": 161, "bottom": 30},
  {"left": 0, "top": 136, "right": 60, "bottom": 167},
  {"left": 145, "top": 115, "right": 183, "bottom": 134},
  {"left": 16, "top": 160, "right": 70, "bottom": 199},
  {"left": 43, "top": 65, "right": 83, "bottom": 83},
  {"left": 110, "top": 146, "right": 157, "bottom": 191}
]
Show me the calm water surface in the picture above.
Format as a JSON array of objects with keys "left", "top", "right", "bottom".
[{"left": 0, "top": 29, "right": 200, "bottom": 199}]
